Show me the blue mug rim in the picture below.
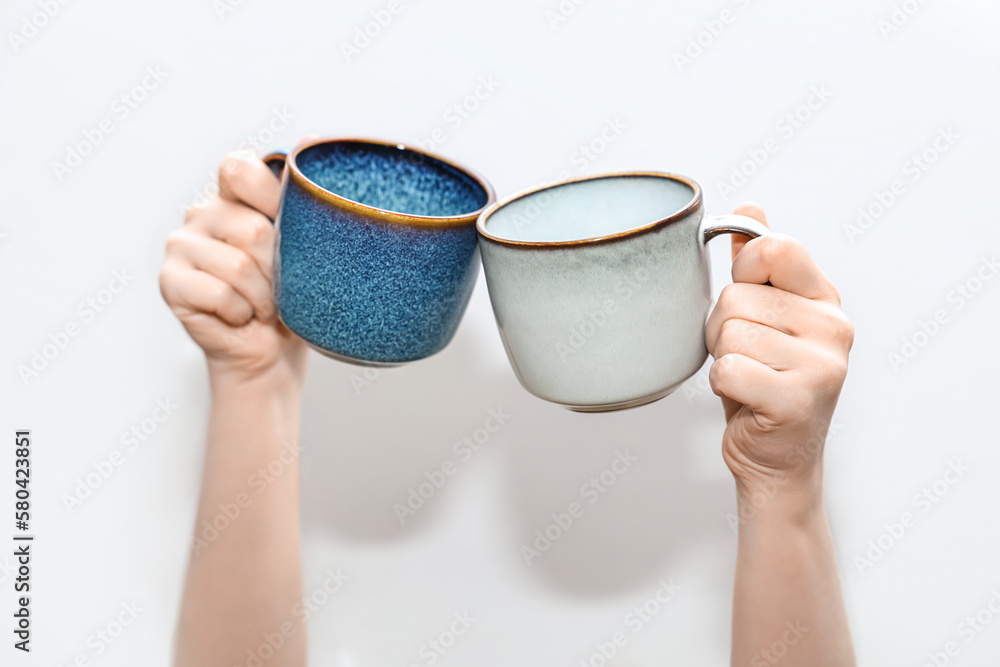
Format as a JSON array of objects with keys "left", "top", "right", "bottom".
[{"left": 283, "top": 137, "right": 496, "bottom": 227}]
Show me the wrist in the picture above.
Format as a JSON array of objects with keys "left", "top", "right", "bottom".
[
  {"left": 204, "top": 362, "right": 304, "bottom": 467},
  {"left": 736, "top": 476, "right": 826, "bottom": 526},
  {"left": 207, "top": 361, "right": 305, "bottom": 403},
  {"left": 733, "top": 468, "right": 825, "bottom": 529}
]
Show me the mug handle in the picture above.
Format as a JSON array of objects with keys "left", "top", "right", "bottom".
[
  {"left": 260, "top": 149, "right": 290, "bottom": 224},
  {"left": 700, "top": 214, "right": 772, "bottom": 286},
  {"left": 262, "top": 148, "right": 290, "bottom": 181},
  {"left": 699, "top": 214, "right": 770, "bottom": 245}
]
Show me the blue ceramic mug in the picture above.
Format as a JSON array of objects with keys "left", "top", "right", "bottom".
[{"left": 263, "top": 138, "right": 495, "bottom": 366}]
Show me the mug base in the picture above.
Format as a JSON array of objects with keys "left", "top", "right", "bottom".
[
  {"left": 564, "top": 384, "right": 680, "bottom": 413},
  {"left": 304, "top": 341, "right": 408, "bottom": 368}
]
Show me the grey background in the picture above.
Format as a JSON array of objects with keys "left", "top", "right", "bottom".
[{"left": 3, "top": 0, "right": 1000, "bottom": 665}]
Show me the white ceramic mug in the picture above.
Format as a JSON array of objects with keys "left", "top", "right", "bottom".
[{"left": 476, "top": 171, "right": 769, "bottom": 412}]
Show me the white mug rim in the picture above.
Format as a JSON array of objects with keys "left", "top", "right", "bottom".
[{"left": 476, "top": 170, "right": 703, "bottom": 249}]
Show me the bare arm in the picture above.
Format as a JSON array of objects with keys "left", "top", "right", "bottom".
[
  {"left": 731, "top": 481, "right": 852, "bottom": 666},
  {"left": 707, "top": 203, "right": 855, "bottom": 667},
  {"left": 161, "top": 151, "right": 309, "bottom": 667},
  {"left": 175, "top": 371, "right": 306, "bottom": 666}
]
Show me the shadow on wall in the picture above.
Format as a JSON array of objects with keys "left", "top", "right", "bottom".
[{"left": 299, "top": 319, "right": 735, "bottom": 600}]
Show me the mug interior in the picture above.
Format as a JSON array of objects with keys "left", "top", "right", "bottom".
[
  {"left": 295, "top": 141, "right": 490, "bottom": 218},
  {"left": 484, "top": 174, "right": 696, "bottom": 243}
]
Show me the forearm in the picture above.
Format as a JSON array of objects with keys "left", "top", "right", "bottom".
[
  {"left": 174, "top": 368, "right": 306, "bottom": 667},
  {"left": 731, "top": 483, "right": 855, "bottom": 667}
]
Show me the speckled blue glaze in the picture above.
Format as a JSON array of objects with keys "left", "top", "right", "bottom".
[
  {"left": 298, "top": 142, "right": 486, "bottom": 217},
  {"left": 273, "top": 140, "right": 490, "bottom": 365}
]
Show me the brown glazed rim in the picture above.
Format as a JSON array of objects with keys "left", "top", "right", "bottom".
[
  {"left": 476, "top": 170, "right": 703, "bottom": 249},
  {"left": 285, "top": 137, "right": 497, "bottom": 228}
]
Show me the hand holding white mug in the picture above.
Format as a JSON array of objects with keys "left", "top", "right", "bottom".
[{"left": 705, "top": 202, "right": 855, "bottom": 501}]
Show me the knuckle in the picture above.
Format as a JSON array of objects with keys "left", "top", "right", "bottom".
[
  {"left": 233, "top": 301, "right": 253, "bottom": 323},
  {"left": 707, "top": 363, "right": 725, "bottom": 396},
  {"left": 232, "top": 252, "right": 253, "bottom": 277},
  {"left": 831, "top": 358, "right": 849, "bottom": 386},
  {"left": 247, "top": 215, "right": 272, "bottom": 244},
  {"left": 823, "top": 307, "right": 855, "bottom": 348},
  {"left": 757, "top": 233, "right": 793, "bottom": 268},
  {"left": 211, "top": 282, "right": 232, "bottom": 305},
  {"left": 816, "top": 351, "right": 849, "bottom": 391},
  {"left": 716, "top": 283, "right": 741, "bottom": 314},
  {"left": 836, "top": 314, "right": 855, "bottom": 348},
  {"left": 768, "top": 288, "right": 792, "bottom": 315},
  {"left": 157, "top": 266, "right": 173, "bottom": 302},
  {"left": 710, "top": 353, "right": 738, "bottom": 381},
  {"left": 718, "top": 319, "right": 744, "bottom": 353},
  {"left": 256, "top": 296, "right": 276, "bottom": 317},
  {"left": 219, "top": 155, "right": 247, "bottom": 188},
  {"left": 719, "top": 317, "right": 740, "bottom": 339},
  {"left": 158, "top": 263, "right": 187, "bottom": 312},
  {"left": 165, "top": 230, "right": 186, "bottom": 254}
]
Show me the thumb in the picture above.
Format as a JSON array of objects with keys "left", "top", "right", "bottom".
[{"left": 731, "top": 201, "right": 770, "bottom": 261}]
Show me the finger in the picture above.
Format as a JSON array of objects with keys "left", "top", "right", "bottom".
[
  {"left": 184, "top": 198, "right": 275, "bottom": 278},
  {"left": 709, "top": 353, "right": 787, "bottom": 416},
  {"left": 710, "top": 318, "right": 817, "bottom": 370},
  {"left": 160, "top": 262, "right": 254, "bottom": 328},
  {"left": 732, "top": 233, "right": 840, "bottom": 303},
  {"left": 706, "top": 283, "right": 854, "bottom": 357},
  {"left": 218, "top": 151, "right": 283, "bottom": 220},
  {"left": 170, "top": 231, "right": 275, "bottom": 321},
  {"left": 707, "top": 283, "right": 809, "bottom": 349},
  {"left": 731, "top": 201, "right": 770, "bottom": 261}
]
